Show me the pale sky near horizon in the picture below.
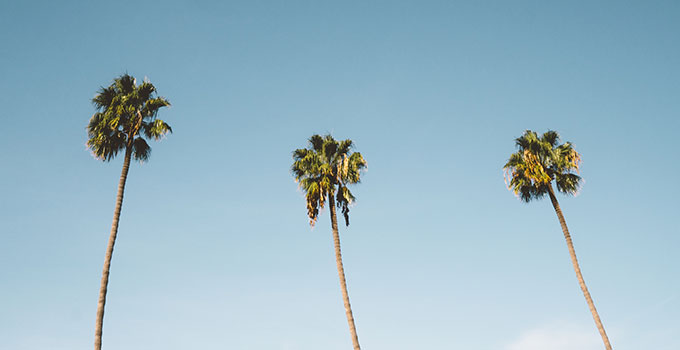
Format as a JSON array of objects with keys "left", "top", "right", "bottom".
[{"left": 1, "top": 1, "right": 678, "bottom": 349}]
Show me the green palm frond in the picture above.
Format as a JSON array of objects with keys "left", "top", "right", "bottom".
[
  {"left": 87, "top": 112, "right": 126, "bottom": 161},
  {"left": 87, "top": 74, "right": 171, "bottom": 162},
  {"left": 136, "top": 81, "right": 156, "bottom": 102},
  {"left": 541, "top": 130, "right": 560, "bottom": 147},
  {"left": 555, "top": 172, "right": 581, "bottom": 194},
  {"left": 142, "top": 119, "right": 173, "bottom": 140},
  {"left": 115, "top": 74, "right": 136, "bottom": 94},
  {"left": 132, "top": 138, "right": 151, "bottom": 162},
  {"left": 336, "top": 185, "right": 356, "bottom": 226},
  {"left": 141, "top": 97, "right": 171, "bottom": 117},
  {"left": 322, "top": 139, "right": 338, "bottom": 162},
  {"left": 309, "top": 134, "right": 324, "bottom": 152},
  {"left": 345, "top": 152, "right": 366, "bottom": 184},
  {"left": 337, "top": 139, "right": 353, "bottom": 158},
  {"left": 504, "top": 130, "right": 582, "bottom": 202},
  {"left": 292, "top": 134, "right": 366, "bottom": 227},
  {"left": 92, "top": 86, "right": 117, "bottom": 109}
]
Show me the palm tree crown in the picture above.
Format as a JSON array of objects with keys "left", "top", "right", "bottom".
[
  {"left": 87, "top": 74, "right": 172, "bottom": 162},
  {"left": 504, "top": 130, "right": 581, "bottom": 202},
  {"left": 292, "top": 134, "right": 367, "bottom": 226}
]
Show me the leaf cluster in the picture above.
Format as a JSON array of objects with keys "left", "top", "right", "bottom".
[
  {"left": 503, "top": 130, "right": 582, "bottom": 202},
  {"left": 87, "top": 74, "right": 172, "bottom": 162},
  {"left": 291, "top": 134, "right": 367, "bottom": 227}
]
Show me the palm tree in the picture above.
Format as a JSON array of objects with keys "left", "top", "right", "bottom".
[
  {"left": 503, "top": 130, "right": 612, "bottom": 349},
  {"left": 292, "top": 134, "right": 367, "bottom": 350},
  {"left": 87, "top": 74, "right": 172, "bottom": 350}
]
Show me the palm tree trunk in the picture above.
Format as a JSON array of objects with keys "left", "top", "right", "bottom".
[
  {"left": 328, "top": 191, "right": 361, "bottom": 350},
  {"left": 94, "top": 147, "right": 133, "bottom": 350},
  {"left": 547, "top": 185, "right": 612, "bottom": 350}
]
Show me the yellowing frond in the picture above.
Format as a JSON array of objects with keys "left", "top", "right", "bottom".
[{"left": 522, "top": 150, "right": 551, "bottom": 185}]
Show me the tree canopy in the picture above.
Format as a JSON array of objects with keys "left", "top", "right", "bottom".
[
  {"left": 87, "top": 74, "right": 172, "bottom": 162},
  {"left": 292, "top": 134, "right": 367, "bottom": 226},
  {"left": 503, "top": 130, "right": 582, "bottom": 202}
]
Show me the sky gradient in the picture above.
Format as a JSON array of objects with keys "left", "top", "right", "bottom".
[{"left": 1, "top": 1, "right": 678, "bottom": 349}]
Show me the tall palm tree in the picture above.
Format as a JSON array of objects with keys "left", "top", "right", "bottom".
[
  {"left": 292, "top": 134, "right": 367, "bottom": 350},
  {"left": 87, "top": 74, "right": 172, "bottom": 350},
  {"left": 503, "top": 130, "right": 612, "bottom": 350}
]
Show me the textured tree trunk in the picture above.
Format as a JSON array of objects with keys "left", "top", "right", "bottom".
[
  {"left": 94, "top": 147, "right": 133, "bottom": 350},
  {"left": 328, "top": 191, "right": 361, "bottom": 350},
  {"left": 547, "top": 185, "right": 613, "bottom": 350}
]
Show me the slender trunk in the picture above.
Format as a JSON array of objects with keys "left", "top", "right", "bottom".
[
  {"left": 328, "top": 191, "right": 361, "bottom": 350},
  {"left": 94, "top": 147, "right": 133, "bottom": 350},
  {"left": 547, "top": 185, "right": 612, "bottom": 350}
]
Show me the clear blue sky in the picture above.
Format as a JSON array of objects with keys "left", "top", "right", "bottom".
[{"left": 1, "top": 1, "right": 678, "bottom": 349}]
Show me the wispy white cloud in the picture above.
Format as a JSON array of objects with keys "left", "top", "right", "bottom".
[{"left": 504, "top": 323, "right": 601, "bottom": 350}]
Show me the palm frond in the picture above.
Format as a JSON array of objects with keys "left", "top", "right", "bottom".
[
  {"left": 322, "top": 137, "right": 338, "bottom": 162},
  {"left": 555, "top": 173, "right": 581, "bottom": 195},
  {"left": 309, "top": 134, "right": 324, "bottom": 152},
  {"left": 141, "top": 97, "right": 171, "bottom": 118},
  {"left": 142, "top": 119, "right": 172, "bottom": 140},
  {"left": 132, "top": 137, "right": 151, "bottom": 162},
  {"left": 92, "top": 86, "right": 117, "bottom": 109},
  {"left": 136, "top": 81, "right": 156, "bottom": 102},
  {"left": 337, "top": 139, "right": 353, "bottom": 157},
  {"left": 336, "top": 185, "right": 356, "bottom": 226},
  {"left": 343, "top": 152, "right": 366, "bottom": 184},
  {"left": 115, "top": 74, "right": 136, "bottom": 94},
  {"left": 542, "top": 130, "right": 560, "bottom": 147}
]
